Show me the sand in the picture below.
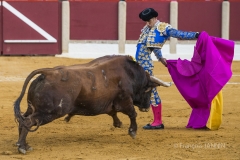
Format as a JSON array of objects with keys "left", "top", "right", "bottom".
[{"left": 0, "top": 56, "right": 239, "bottom": 160}]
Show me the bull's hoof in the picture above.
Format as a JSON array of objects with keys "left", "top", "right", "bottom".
[
  {"left": 64, "top": 116, "right": 71, "bottom": 122},
  {"left": 128, "top": 128, "right": 136, "bottom": 139},
  {"left": 27, "top": 146, "right": 33, "bottom": 151},
  {"left": 18, "top": 148, "right": 26, "bottom": 154},
  {"left": 114, "top": 121, "right": 122, "bottom": 128},
  {"left": 128, "top": 131, "right": 136, "bottom": 139},
  {"left": 18, "top": 144, "right": 33, "bottom": 154}
]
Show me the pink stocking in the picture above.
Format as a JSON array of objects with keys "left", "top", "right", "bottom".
[{"left": 150, "top": 103, "right": 162, "bottom": 126}]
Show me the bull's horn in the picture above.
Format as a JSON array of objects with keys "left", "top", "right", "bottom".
[
  {"left": 150, "top": 76, "right": 172, "bottom": 87},
  {"left": 145, "top": 87, "right": 152, "bottom": 92}
]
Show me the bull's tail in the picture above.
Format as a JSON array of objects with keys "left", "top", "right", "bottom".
[{"left": 14, "top": 67, "right": 62, "bottom": 132}]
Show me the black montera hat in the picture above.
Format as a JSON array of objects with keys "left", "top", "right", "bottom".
[{"left": 139, "top": 8, "right": 158, "bottom": 21}]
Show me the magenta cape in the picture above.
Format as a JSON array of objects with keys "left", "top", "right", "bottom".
[{"left": 166, "top": 31, "right": 234, "bottom": 129}]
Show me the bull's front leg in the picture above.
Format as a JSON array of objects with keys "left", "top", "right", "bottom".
[
  {"left": 115, "top": 97, "right": 137, "bottom": 138},
  {"left": 120, "top": 103, "right": 137, "bottom": 139},
  {"left": 108, "top": 111, "right": 122, "bottom": 128},
  {"left": 127, "top": 109, "right": 138, "bottom": 139}
]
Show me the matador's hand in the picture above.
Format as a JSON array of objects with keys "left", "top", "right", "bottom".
[
  {"left": 159, "top": 58, "right": 167, "bottom": 67},
  {"left": 195, "top": 32, "right": 201, "bottom": 38}
]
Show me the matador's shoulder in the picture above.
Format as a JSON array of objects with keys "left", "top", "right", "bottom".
[{"left": 157, "top": 22, "right": 172, "bottom": 33}]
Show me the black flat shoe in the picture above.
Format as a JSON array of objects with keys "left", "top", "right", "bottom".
[{"left": 143, "top": 123, "right": 164, "bottom": 130}]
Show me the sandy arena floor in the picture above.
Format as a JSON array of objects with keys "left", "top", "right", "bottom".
[{"left": 0, "top": 56, "right": 239, "bottom": 160}]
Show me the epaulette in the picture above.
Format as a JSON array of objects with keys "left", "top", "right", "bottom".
[{"left": 157, "top": 22, "right": 170, "bottom": 33}]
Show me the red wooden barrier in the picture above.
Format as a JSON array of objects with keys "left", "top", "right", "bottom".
[
  {"left": 230, "top": 1, "right": 240, "bottom": 40},
  {"left": 0, "top": 3, "right": 2, "bottom": 53},
  {"left": 70, "top": 1, "right": 118, "bottom": 40},
  {"left": 178, "top": 1, "right": 222, "bottom": 37},
  {"left": 2, "top": 0, "right": 61, "bottom": 55}
]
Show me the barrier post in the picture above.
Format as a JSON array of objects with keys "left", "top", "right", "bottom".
[
  {"left": 118, "top": 0, "right": 126, "bottom": 54},
  {"left": 170, "top": 1, "right": 178, "bottom": 54},
  {"left": 62, "top": 0, "right": 70, "bottom": 53},
  {"left": 222, "top": 1, "right": 230, "bottom": 40}
]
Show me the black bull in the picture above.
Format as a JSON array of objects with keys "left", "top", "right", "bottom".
[{"left": 14, "top": 55, "right": 170, "bottom": 154}]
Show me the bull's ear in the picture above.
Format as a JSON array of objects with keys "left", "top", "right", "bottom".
[{"left": 150, "top": 76, "right": 172, "bottom": 87}]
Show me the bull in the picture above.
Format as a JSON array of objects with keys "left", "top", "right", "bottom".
[{"left": 14, "top": 55, "right": 170, "bottom": 154}]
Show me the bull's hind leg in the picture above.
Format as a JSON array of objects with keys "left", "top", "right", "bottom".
[
  {"left": 16, "top": 116, "right": 37, "bottom": 154},
  {"left": 16, "top": 106, "right": 33, "bottom": 147},
  {"left": 16, "top": 112, "right": 57, "bottom": 154},
  {"left": 64, "top": 114, "right": 74, "bottom": 122},
  {"left": 17, "top": 125, "right": 31, "bottom": 154},
  {"left": 17, "top": 105, "right": 33, "bottom": 137},
  {"left": 108, "top": 111, "right": 122, "bottom": 128}
]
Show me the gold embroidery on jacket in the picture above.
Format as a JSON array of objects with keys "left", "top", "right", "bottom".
[{"left": 157, "top": 22, "right": 169, "bottom": 33}]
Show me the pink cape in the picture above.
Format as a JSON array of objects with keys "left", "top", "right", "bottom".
[{"left": 166, "top": 31, "right": 234, "bottom": 129}]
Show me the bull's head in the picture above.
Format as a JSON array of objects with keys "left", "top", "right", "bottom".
[{"left": 134, "top": 75, "right": 171, "bottom": 112}]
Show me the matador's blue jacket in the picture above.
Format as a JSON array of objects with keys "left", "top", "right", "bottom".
[{"left": 135, "top": 20, "right": 197, "bottom": 106}]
